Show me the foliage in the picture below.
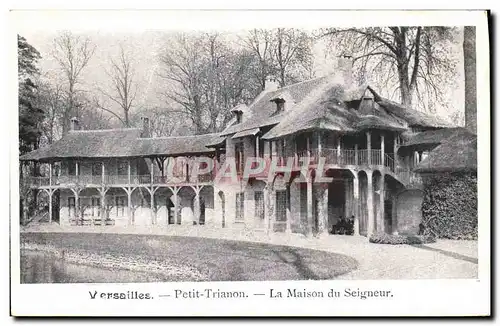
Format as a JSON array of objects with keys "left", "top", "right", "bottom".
[
  {"left": 18, "top": 35, "right": 44, "bottom": 155},
  {"left": 320, "top": 27, "right": 458, "bottom": 112},
  {"left": 369, "top": 232, "right": 436, "bottom": 245},
  {"left": 421, "top": 172, "right": 477, "bottom": 240}
]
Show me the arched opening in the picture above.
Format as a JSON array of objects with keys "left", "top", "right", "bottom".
[
  {"left": 358, "top": 170, "right": 368, "bottom": 236},
  {"left": 130, "top": 186, "right": 151, "bottom": 226},
  {"left": 153, "top": 187, "right": 174, "bottom": 226},
  {"left": 177, "top": 186, "right": 197, "bottom": 225},
  {"left": 325, "top": 169, "right": 354, "bottom": 234},
  {"left": 199, "top": 185, "right": 214, "bottom": 225}
]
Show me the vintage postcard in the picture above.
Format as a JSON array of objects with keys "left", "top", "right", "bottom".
[{"left": 9, "top": 10, "right": 490, "bottom": 317}]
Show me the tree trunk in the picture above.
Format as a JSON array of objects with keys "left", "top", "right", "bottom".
[{"left": 464, "top": 26, "right": 477, "bottom": 134}]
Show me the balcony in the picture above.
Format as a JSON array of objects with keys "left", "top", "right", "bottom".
[
  {"left": 25, "top": 172, "right": 215, "bottom": 188},
  {"left": 295, "top": 148, "right": 395, "bottom": 171}
]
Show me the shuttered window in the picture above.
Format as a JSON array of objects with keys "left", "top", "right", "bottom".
[
  {"left": 275, "top": 190, "right": 287, "bottom": 222},
  {"left": 235, "top": 192, "right": 244, "bottom": 221},
  {"left": 254, "top": 191, "right": 264, "bottom": 220}
]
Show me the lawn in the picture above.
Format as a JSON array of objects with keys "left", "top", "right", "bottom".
[{"left": 20, "top": 232, "right": 358, "bottom": 282}]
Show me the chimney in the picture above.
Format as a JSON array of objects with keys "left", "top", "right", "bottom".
[
  {"left": 140, "top": 117, "right": 151, "bottom": 138},
  {"left": 264, "top": 75, "right": 279, "bottom": 92},
  {"left": 337, "top": 55, "right": 353, "bottom": 88},
  {"left": 70, "top": 117, "right": 80, "bottom": 131}
]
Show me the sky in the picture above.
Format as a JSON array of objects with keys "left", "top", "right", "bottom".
[{"left": 20, "top": 28, "right": 465, "bottom": 128}]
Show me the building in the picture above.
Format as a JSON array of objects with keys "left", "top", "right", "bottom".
[{"left": 20, "top": 63, "right": 457, "bottom": 237}]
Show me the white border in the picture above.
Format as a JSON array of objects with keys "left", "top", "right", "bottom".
[{"left": 7, "top": 9, "right": 490, "bottom": 317}]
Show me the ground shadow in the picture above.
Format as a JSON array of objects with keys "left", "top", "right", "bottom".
[{"left": 410, "top": 244, "right": 478, "bottom": 264}]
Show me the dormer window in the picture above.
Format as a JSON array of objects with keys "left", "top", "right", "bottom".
[
  {"left": 235, "top": 112, "right": 243, "bottom": 124},
  {"left": 230, "top": 103, "right": 248, "bottom": 125},
  {"left": 276, "top": 100, "right": 285, "bottom": 113}
]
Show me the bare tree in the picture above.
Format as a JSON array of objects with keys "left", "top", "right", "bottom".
[
  {"left": 321, "top": 27, "right": 457, "bottom": 110},
  {"left": 51, "top": 31, "right": 95, "bottom": 133},
  {"left": 35, "top": 80, "right": 64, "bottom": 145},
  {"left": 97, "top": 44, "right": 138, "bottom": 127},
  {"left": 242, "top": 28, "right": 314, "bottom": 88},
  {"left": 158, "top": 33, "right": 259, "bottom": 134}
]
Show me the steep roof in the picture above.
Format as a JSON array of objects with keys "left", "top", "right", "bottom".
[
  {"left": 220, "top": 75, "right": 332, "bottom": 136},
  {"left": 414, "top": 129, "right": 477, "bottom": 173},
  {"left": 368, "top": 87, "right": 454, "bottom": 128},
  {"left": 19, "top": 129, "right": 218, "bottom": 161},
  {"left": 400, "top": 127, "right": 470, "bottom": 149}
]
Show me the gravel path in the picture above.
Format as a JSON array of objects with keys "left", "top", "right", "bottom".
[{"left": 21, "top": 223, "right": 478, "bottom": 280}]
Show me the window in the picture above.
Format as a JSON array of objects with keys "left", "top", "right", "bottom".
[
  {"left": 275, "top": 190, "right": 287, "bottom": 222},
  {"left": 235, "top": 142, "right": 244, "bottom": 174},
  {"left": 235, "top": 112, "right": 242, "bottom": 124},
  {"left": 258, "top": 137, "right": 265, "bottom": 158},
  {"left": 68, "top": 197, "right": 75, "bottom": 218},
  {"left": 235, "top": 192, "right": 245, "bottom": 221},
  {"left": 115, "top": 196, "right": 126, "bottom": 217},
  {"left": 117, "top": 160, "right": 128, "bottom": 176},
  {"left": 254, "top": 191, "right": 264, "bottom": 220},
  {"left": 68, "top": 161, "right": 76, "bottom": 176},
  {"left": 276, "top": 139, "right": 286, "bottom": 159},
  {"left": 92, "top": 162, "right": 102, "bottom": 176},
  {"left": 276, "top": 101, "right": 285, "bottom": 112}
]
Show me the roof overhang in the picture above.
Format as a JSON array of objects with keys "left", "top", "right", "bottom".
[{"left": 231, "top": 128, "right": 260, "bottom": 139}]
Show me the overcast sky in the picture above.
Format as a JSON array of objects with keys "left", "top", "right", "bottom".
[{"left": 20, "top": 28, "right": 465, "bottom": 125}]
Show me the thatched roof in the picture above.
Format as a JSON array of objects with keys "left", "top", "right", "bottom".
[
  {"left": 399, "top": 127, "right": 469, "bottom": 151},
  {"left": 356, "top": 115, "right": 406, "bottom": 131},
  {"left": 368, "top": 87, "right": 453, "bottom": 129},
  {"left": 220, "top": 75, "right": 332, "bottom": 136},
  {"left": 20, "top": 129, "right": 219, "bottom": 162},
  {"left": 414, "top": 130, "right": 477, "bottom": 173}
]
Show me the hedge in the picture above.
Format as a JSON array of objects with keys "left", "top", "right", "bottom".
[
  {"left": 369, "top": 232, "right": 436, "bottom": 245},
  {"left": 421, "top": 172, "right": 477, "bottom": 240}
]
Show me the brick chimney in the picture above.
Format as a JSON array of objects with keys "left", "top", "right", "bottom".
[
  {"left": 264, "top": 75, "right": 279, "bottom": 92},
  {"left": 337, "top": 54, "right": 353, "bottom": 88},
  {"left": 140, "top": 117, "right": 151, "bottom": 138},
  {"left": 70, "top": 117, "right": 80, "bottom": 131}
]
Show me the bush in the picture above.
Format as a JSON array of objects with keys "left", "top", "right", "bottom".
[
  {"left": 369, "top": 232, "right": 436, "bottom": 245},
  {"left": 421, "top": 172, "right": 477, "bottom": 240}
]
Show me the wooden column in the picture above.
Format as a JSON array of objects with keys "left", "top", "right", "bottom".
[
  {"left": 393, "top": 134, "right": 398, "bottom": 170},
  {"left": 101, "top": 189, "right": 106, "bottom": 227},
  {"left": 366, "top": 131, "right": 372, "bottom": 165},
  {"left": 128, "top": 159, "right": 131, "bottom": 185},
  {"left": 306, "top": 177, "right": 313, "bottom": 237},
  {"left": 194, "top": 187, "right": 201, "bottom": 225},
  {"left": 263, "top": 185, "right": 270, "bottom": 233},
  {"left": 48, "top": 190, "right": 53, "bottom": 223},
  {"left": 337, "top": 135, "right": 341, "bottom": 158},
  {"left": 150, "top": 188, "right": 155, "bottom": 225},
  {"left": 353, "top": 175, "right": 360, "bottom": 235},
  {"left": 354, "top": 143, "right": 359, "bottom": 165},
  {"left": 150, "top": 160, "right": 154, "bottom": 184},
  {"left": 367, "top": 171, "right": 375, "bottom": 236},
  {"left": 255, "top": 135, "right": 260, "bottom": 158},
  {"left": 127, "top": 190, "right": 132, "bottom": 226},
  {"left": 378, "top": 173, "right": 385, "bottom": 233},
  {"left": 102, "top": 161, "right": 105, "bottom": 184},
  {"left": 173, "top": 188, "right": 179, "bottom": 224},
  {"left": 75, "top": 192, "right": 80, "bottom": 223},
  {"left": 49, "top": 163, "right": 52, "bottom": 186},
  {"left": 75, "top": 161, "right": 79, "bottom": 183},
  {"left": 317, "top": 131, "right": 322, "bottom": 157},
  {"left": 285, "top": 184, "right": 291, "bottom": 234},
  {"left": 380, "top": 134, "right": 385, "bottom": 167}
]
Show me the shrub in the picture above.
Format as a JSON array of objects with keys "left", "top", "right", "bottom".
[
  {"left": 421, "top": 172, "right": 477, "bottom": 240},
  {"left": 369, "top": 232, "right": 436, "bottom": 245}
]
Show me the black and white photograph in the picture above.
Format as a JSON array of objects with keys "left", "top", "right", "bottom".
[{"left": 9, "top": 9, "right": 490, "bottom": 317}]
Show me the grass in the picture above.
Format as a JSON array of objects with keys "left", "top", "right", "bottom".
[{"left": 21, "top": 232, "right": 358, "bottom": 282}]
